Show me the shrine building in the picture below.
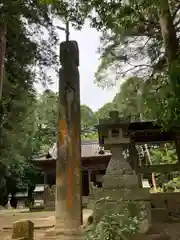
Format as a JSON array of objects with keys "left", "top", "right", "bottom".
[{"left": 32, "top": 140, "right": 111, "bottom": 197}]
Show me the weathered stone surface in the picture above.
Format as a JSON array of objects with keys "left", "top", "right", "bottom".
[
  {"left": 60, "top": 41, "right": 79, "bottom": 67},
  {"left": 92, "top": 188, "right": 150, "bottom": 201},
  {"left": 151, "top": 192, "right": 180, "bottom": 219},
  {"left": 151, "top": 208, "right": 169, "bottom": 223},
  {"left": 102, "top": 174, "right": 138, "bottom": 188},
  {"left": 90, "top": 144, "right": 151, "bottom": 233},
  {"left": 56, "top": 40, "right": 82, "bottom": 236},
  {"left": 12, "top": 220, "right": 34, "bottom": 240},
  {"left": 105, "top": 147, "right": 132, "bottom": 175},
  {"left": 139, "top": 219, "right": 150, "bottom": 233}
]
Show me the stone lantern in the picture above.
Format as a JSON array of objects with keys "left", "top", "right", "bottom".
[{"left": 90, "top": 111, "right": 151, "bottom": 234}]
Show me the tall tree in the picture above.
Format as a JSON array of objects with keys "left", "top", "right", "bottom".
[
  {"left": 81, "top": 105, "right": 97, "bottom": 129},
  {"left": 49, "top": 0, "right": 180, "bottom": 127},
  {"left": 35, "top": 90, "right": 58, "bottom": 153},
  {"left": 96, "top": 102, "right": 116, "bottom": 120},
  {"left": 113, "top": 77, "right": 145, "bottom": 120},
  {"left": 0, "top": 0, "right": 73, "bottom": 205}
]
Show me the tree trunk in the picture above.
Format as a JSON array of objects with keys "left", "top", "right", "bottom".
[
  {"left": 159, "top": 0, "right": 180, "bottom": 96},
  {"left": 0, "top": 23, "right": 6, "bottom": 101},
  {"left": 159, "top": 0, "right": 179, "bottom": 62}
]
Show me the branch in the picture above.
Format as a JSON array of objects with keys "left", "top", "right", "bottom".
[
  {"left": 129, "top": 37, "right": 151, "bottom": 59},
  {"left": 152, "top": 55, "right": 167, "bottom": 73},
  {"left": 110, "top": 51, "right": 128, "bottom": 61},
  {"left": 175, "top": 19, "right": 180, "bottom": 27},
  {"left": 127, "top": 62, "right": 152, "bottom": 68},
  {"left": 119, "top": 65, "right": 149, "bottom": 77},
  {"left": 172, "top": 3, "right": 180, "bottom": 20},
  {"left": 110, "top": 36, "right": 151, "bottom": 63}
]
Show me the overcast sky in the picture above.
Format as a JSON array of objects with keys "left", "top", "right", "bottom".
[{"left": 35, "top": 21, "right": 118, "bottom": 111}]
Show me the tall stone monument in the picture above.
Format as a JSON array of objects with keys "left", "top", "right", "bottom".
[
  {"left": 45, "top": 41, "right": 82, "bottom": 239},
  {"left": 90, "top": 111, "right": 151, "bottom": 233}
]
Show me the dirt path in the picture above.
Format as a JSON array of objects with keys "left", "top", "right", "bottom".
[
  {"left": 0, "top": 209, "right": 92, "bottom": 239},
  {"left": 3, "top": 209, "right": 180, "bottom": 239}
]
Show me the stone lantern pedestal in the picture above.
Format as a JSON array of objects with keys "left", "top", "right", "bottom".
[{"left": 90, "top": 146, "right": 151, "bottom": 233}]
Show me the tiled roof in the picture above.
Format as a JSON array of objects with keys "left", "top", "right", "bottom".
[
  {"left": 49, "top": 140, "right": 111, "bottom": 159},
  {"left": 33, "top": 140, "right": 111, "bottom": 161},
  {"left": 13, "top": 185, "right": 45, "bottom": 197}
]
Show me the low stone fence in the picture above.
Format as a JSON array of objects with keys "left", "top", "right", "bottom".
[{"left": 151, "top": 192, "right": 180, "bottom": 222}]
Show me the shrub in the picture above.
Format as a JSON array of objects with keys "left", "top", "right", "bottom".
[
  {"left": 85, "top": 201, "right": 140, "bottom": 240},
  {"left": 163, "top": 177, "right": 180, "bottom": 192}
]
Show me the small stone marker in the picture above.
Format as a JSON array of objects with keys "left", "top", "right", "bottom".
[{"left": 12, "top": 220, "right": 34, "bottom": 240}]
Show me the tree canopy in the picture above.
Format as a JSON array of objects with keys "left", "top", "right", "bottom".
[
  {"left": 43, "top": 0, "right": 180, "bottom": 128},
  {"left": 1, "top": 0, "right": 180, "bottom": 206},
  {"left": 0, "top": 0, "right": 72, "bottom": 206}
]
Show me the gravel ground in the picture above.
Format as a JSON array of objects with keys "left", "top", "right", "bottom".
[
  {"left": 0, "top": 209, "right": 92, "bottom": 240},
  {"left": 2, "top": 209, "right": 180, "bottom": 239}
]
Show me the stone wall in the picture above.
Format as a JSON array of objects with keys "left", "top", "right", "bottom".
[
  {"left": 151, "top": 192, "right": 180, "bottom": 209},
  {"left": 151, "top": 192, "right": 180, "bottom": 222}
]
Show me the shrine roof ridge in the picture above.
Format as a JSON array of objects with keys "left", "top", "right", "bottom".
[
  {"left": 32, "top": 140, "right": 111, "bottom": 162},
  {"left": 96, "top": 120, "right": 180, "bottom": 132}
]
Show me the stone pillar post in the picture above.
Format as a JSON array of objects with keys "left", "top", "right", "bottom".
[{"left": 55, "top": 41, "right": 82, "bottom": 238}]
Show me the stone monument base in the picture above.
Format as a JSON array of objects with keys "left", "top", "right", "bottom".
[{"left": 88, "top": 146, "right": 151, "bottom": 235}]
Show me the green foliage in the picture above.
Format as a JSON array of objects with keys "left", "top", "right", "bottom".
[
  {"left": 150, "top": 144, "right": 179, "bottom": 186},
  {"left": 0, "top": 0, "right": 73, "bottom": 204},
  {"left": 150, "top": 144, "right": 177, "bottom": 165},
  {"left": 46, "top": 0, "right": 180, "bottom": 129},
  {"left": 113, "top": 77, "right": 145, "bottom": 120},
  {"left": 35, "top": 90, "right": 58, "bottom": 153},
  {"left": 95, "top": 76, "right": 147, "bottom": 121},
  {"left": 81, "top": 105, "right": 97, "bottom": 129},
  {"left": 85, "top": 201, "right": 141, "bottom": 240},
  {"left": 81, "top": 105, "right": 98, "bottom": 139},
  {"left": 86, "top": 213, "right": 139, "bottom": 240},
  {"left": 163, "top": 177, "right": 180, "bottom": 192},
  {"left": 95, "top": 102, "right": 116, "bottom": 120},
  {"left": 81, "top": 131, "right": 98, "bottom": 140},
  {"left": 1, "top": 0, "right": 180, "bottom": 206}
]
